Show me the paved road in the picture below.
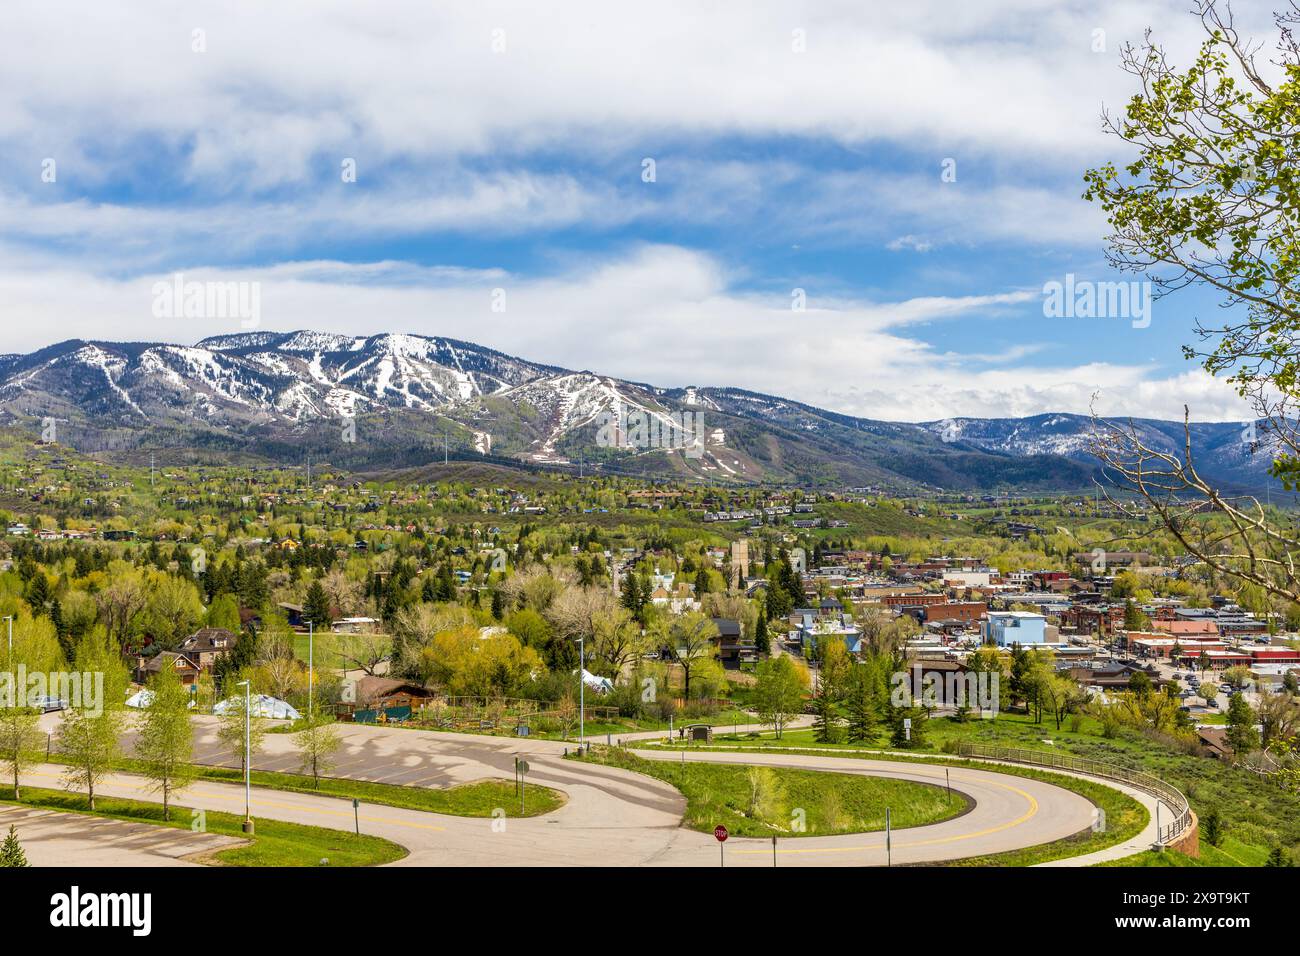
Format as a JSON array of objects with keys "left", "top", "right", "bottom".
[
  {"left": 0, "top": 801, "right": 240, "bottom": 866},
  {"left": 21, "top": 716, "right": 1123, "bottom": 866}
]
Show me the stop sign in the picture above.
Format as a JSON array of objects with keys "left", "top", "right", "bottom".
[{"left": 714, "top": 825, "right": 729, "bottom": 843}]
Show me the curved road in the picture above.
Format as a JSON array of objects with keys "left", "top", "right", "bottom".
[{"left": 17, "top": 715, "right": 1158, "bottom": 866}]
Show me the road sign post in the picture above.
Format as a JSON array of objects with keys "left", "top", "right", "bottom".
[
  {"left": 714, "top": 824, "right": 728, "bottom": 867},
  {"left": 886, "top": 807, "right": 892, "bottom": 866},
  {"left": 353, "top": 798, "right": 360, "bottom": 835}
]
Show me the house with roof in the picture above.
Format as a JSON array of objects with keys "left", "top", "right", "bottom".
[
  {"left": 710, "top": 618, "right": 757, "bottom": 668},
  {"left": 133, "top": 650, "right": 201, "bottom": 686},
  {"left": 176, "top": 627, "right": 239, "bottom": 671}
]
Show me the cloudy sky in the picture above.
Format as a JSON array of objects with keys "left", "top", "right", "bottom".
[{"left": 0, "top": 0, "right": 1272, "bottom": 422}]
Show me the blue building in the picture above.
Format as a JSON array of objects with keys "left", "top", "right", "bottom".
[{"left": 984, "top": 611, "right": 1047, "bottom": 647}]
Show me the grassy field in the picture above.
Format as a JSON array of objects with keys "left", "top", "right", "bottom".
[
  {"left": 84, "top": 753, "right": 568, "bottom": 818},
  {"left": 655, "top": 707, "right": 1300, "bottom": 858},
  {"left": 625, "top": 740, "right": 1150, "bottom": 865},
  {"left": 195, "top": 766, "right": 566, "bottom": 817},
  {"left": 573, "top": 746, "right": 966, "bottom": 837},
  {"left": 645, "top": 707, "right": 1300, "bottom": 864},
  {"left": 0, "top": 785, "right": 407, "bottom": 867},
  {"left": 380, "top": 706, "right": 757, "bottom": 742},
  {"left": 290, "top": 631, "right": 390, "bottom": 669},
  {"left": 1102, "top": 836, "right": 1272, "bottom": 867}
]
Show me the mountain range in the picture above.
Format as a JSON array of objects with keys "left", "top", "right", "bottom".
[{"left": 0, "top": 331, "right": 1278, "bottom": 493}]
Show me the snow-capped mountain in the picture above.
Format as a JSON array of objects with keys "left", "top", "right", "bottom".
[{"left": 0, "top": 331, "right": 1278, "bottom": 492}]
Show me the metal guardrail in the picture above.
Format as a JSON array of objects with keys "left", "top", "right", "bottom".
[{"left": 954, "top": 743, "right": 1193, "bottom": 845}]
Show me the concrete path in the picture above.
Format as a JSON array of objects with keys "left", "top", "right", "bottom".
[
  {"left": 0, "top": 802, "right": 241, "bottom": 866},
  {"left": 17, "top": 714, "right": 1114, "bottom": 866}
]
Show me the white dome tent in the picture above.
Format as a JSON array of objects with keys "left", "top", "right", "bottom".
[
  {"left": 213, "top": 694, "right": 301, "bottom": 721},
  {"left": 125, "top": 689, "right": 195, "bottom": 710}
]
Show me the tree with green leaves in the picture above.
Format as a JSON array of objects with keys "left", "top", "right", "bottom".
[
  {"left": 0, "top": 826, "right": 28, "bottom": 867},
  {"left": 752, "top": 655, "right": 807, "bottom": 739},
  {"left": 656, "top": 611, "right": 719, "bottom": 701},
  {"left": 844, "top": 667, "right": 878, "bottom": 743},
  {"left": 1087, "top": 2, "right": 1300, "bottom": 601},
  {"left": 1202, "top": 808, "right": 1224, "bottom": 847},
  {"left": 216, "top": 695, "right": 268, "bottom": 777},
  {"left": 59, "top": 704, "right": 123, "bottom": 811},
  {"left": 1122, "top": 600, "right": 1148, "bottom": 632},
  {"left": 304, "top": 579, "right": 332, "bottom": 629},
  {"left": 58, "top": 634, "right": 129, "bottom": 811},
  {"left": 810, "top": 672, "right": 842, "bottom": 744},
  {"left": 294, "top": 716, "right": 343, "bottom": 788},
  {"left": 754, "top": 611, "right": 770, "bottom": 658},
  {"left": 0, "top": 706, "right": 41, "bottom": 802},
  {"left": 888, "top": 704, "right": 927, "bottom": 749},
  {"left": 1008, "top": 644, "right": 1033, "bottom": 713},
  {"left": 1226, "top": 692, "right": 1259, "bottom": 756},
  {"left": 133, "top": 666, "right": 196, "bottom": 820}
]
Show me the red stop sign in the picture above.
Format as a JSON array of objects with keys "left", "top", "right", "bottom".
[{"left": 714, "top": 825, "right": 728, "bottom": 843}]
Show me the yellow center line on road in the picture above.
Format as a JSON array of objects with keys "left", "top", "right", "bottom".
[
  {"left": 24, "top": 767, "right": 447, "bottom": 833},
  {"left": 734, "top": 779, "right": 1041, "bottom": 856}
]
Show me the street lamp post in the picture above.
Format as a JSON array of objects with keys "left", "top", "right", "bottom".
[
  {"left": 575, "top": 635, "right": 585, "bottom": 750},
  {"left": 237, "top": 679, "right": 254, "bottom": 835},
  {"left": 307, "top": 619, "right": 314, "bottom": 721}
]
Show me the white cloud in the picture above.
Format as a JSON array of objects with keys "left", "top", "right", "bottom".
[
  {"left": 0, "top": 244, "right": 1252, "bottom": 422},
  {"left": 0, "top": 1, "right": 1267, "bottom": 184}
]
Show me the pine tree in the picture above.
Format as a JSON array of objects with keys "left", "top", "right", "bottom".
[
  {"left": 0, "top": 826, "right": 28, "bottom": 867},
  {"left": 811, "top": 676, "right": 842, "bottom": 744},
  {"left": 304, "top": 580, "right": 331, "bottom": 628},
  {"left": 845, "top": 671, "right": 876, "bottom": 743},
  {"left": 1226, "top": 693, "right": 1259, "bottom": 755},
  {"left": 889, "top": 705, "right": 927, "bottom": 749},
  {"left": 754, "top": 612, "right": 770, "bottom": 657}
]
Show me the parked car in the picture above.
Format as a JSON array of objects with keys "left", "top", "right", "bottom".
[{"left": 29, "top": 695, "right": 66, "bottom": 713}]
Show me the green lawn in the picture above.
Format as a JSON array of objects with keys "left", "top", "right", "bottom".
[
  {"left": 651, "top": 708, "right": 1300, "bottom": 863},
  {"left": 196, "top": 765, "right": 566, "bottom": 817},
  {"left": 573, "top": 746, "right": 966, "bottom": 837},
  {"left": 0, "top": 785, "right": 407, "bottom": 867},
  {"left": 90, "top": 754, "right": 568, "bottom": 819},
  {"left": 402, "top": 707, "right": 756, "bottom": 742},
  {"left": 1102, "top": 836, "right": 1272, "bottom": 867},
  {"left": 290, "top": 631, "right": 390, "bottom": 670},
  {"left": 624, "top": 741, "right": 1149, "bottom": 865}
]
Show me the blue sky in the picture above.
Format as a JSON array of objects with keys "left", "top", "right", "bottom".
[{"left": 0, "top": 0, "right": 1267, "bottom": 422}]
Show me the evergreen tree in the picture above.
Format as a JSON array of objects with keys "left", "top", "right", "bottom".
[
  {"left": 0, "top": 826, "right": 28, "bottom": 867},
  {"left": 845, "top": 671, "right": 877, "bottom": 743},
  {"left": 1225, "top": 693, "right": 1259, "bottom": 755},
  {"left": 811, "top": 675, "right": 842, "bottom": 744},
  {"left": 304, "top": 580, "right": 331, "bottom": 628},
  {"left": 888, "top": 704, "right": 927, "bottom": 749},
  {"left": 754, "top": 611, "right": 770, "bottom": 657}
]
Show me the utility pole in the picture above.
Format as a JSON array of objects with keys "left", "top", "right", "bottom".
[
  {"left": 307, "top": 619, "right": 314, "bottom": 721},
  {"left": 238, "top": 679, "right": 253, "bottom": 835},
  {"left": 576, "top": 635, "right": 585, "bottom": 750}
]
